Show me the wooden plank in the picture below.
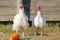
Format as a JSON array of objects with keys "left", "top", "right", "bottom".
[
  {"left": 0, "top": 14, "right": 60, "bottom": 21},
  {"left": 30, "top": 15, "right": 60, "bottom": 21},
  {"left": 0, "top": 7, "right": 17, "bottom": 15},
  {"left": 0, "top": 15, "right": 14, "bottom": 21},
  {"left": 0, "top": 0, "right": 17, "bottom": 7},
  {"left": 31, "top": 0, "right": 60, "bottom": 6},
  {"left": 30, "top": 6, "right": 60, "bottom": 15}
]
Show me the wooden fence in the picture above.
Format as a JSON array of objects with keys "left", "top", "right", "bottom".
[{"left": 0, "top": 0, "right": 60, "bottom": 21}]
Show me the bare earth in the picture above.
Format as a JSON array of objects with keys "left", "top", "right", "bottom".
[{"left": 0, "top": 25, "right": 60, "bottom": 40}]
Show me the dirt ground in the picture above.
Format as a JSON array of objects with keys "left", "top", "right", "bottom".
[{"left": 0, "top": 27, "right": 60, "bottom": 40}]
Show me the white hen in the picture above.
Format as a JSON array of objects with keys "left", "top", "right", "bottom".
[
  {"left": 12, "top": 4, "right": 29, "bottom": 37},
  {"left": 32, "top": 5, "right": 46, "bottom": 36}
]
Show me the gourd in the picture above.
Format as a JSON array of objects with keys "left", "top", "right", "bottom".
[{"left": 9, "top": 33, "right": 20, "bottom": 40}]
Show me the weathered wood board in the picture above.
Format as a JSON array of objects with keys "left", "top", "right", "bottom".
[{"left": 0, "top": 0, "right": 60, "bottom": 21}]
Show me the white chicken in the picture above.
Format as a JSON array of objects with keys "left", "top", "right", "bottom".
[
  {"left": 12, "top": 4, "right": 29, "bottom": 37},
  {"left": 32, "top": 5, "right": 46, "bottom": 36}
]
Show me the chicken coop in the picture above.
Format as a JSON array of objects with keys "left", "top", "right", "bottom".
[{"left": 0, "top": 0, "right": 60, "bottom": 23}]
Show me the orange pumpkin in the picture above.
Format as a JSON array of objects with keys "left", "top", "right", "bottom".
[{"left": 9, "top": 33, "right": 20, "bottom": 40}]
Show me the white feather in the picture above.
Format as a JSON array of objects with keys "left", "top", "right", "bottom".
[
  {"left": 12, "top": 6, "right": 29, "bottom": 31},
  {"left": 32, "top": 11, "right": 46, "bottom": 28}
]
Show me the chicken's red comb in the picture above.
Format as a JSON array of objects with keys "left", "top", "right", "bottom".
[
  {"left": 19, "top": 4, "right": 23, "bottom": 9},
  {"left": 37, "top": 5, "right": 41, "bottom": 11}
]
